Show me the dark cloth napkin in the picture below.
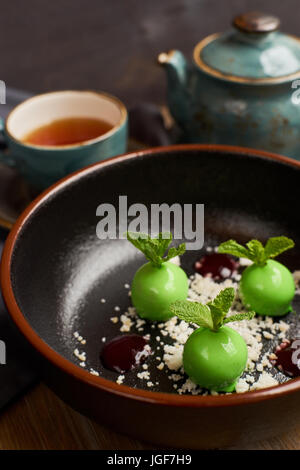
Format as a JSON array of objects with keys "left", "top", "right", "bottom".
[
  {"left": 0, "top": 89, "right": 40, "bottom": 409},
  {"left": 0, "top": 89, "right": 174, "bottom": 410},
  {"left": 0, "top": 228, "right": 39, "bottom": 409}
]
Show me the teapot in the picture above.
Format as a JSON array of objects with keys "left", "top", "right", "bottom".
[{"left": 158, "top": 12, "right": 300, "bottom": 159}]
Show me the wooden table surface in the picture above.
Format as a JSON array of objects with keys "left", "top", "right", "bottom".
[
  {"left": 0, "top": 381, "right": 299, "bottom": 450},
  {"left": 1, "top": 0, "right": 300, "bottom": 450}
]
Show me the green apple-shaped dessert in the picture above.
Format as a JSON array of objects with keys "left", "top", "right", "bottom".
[
  {"left": 170, "top": 288, "right": 254, "bottom": 392},
  {"left": 127, "top": 231, "right": 188, "bottom": 321},
  {"left": 218, "top": 236, "right": 295, "bottom": 317}
]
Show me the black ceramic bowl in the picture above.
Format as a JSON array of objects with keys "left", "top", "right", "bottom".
[{"left": 1, "top": 144, "right": 300, "bottom": 449}]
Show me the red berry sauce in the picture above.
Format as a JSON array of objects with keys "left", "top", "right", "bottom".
[
  {"left": 100, "top": 334, "right": 151, "bottom": 373},
  {"left": 274, "top": 339, "right": 300, "bottom": 377},
  {"left": 194, "top": 253, "right": 236, "bottom": 280}
]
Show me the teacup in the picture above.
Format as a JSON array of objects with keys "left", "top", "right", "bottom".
[{"left": 0, "top": 90, "right": 128, "bottom": 189}]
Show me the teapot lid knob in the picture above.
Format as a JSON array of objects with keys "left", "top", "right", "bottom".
[{"left": 233, "top": 11, "right": 280, "bottom": 33}]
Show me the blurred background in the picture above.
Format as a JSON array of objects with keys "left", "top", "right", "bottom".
[{"left": 1, "top": 0, "right": 300, "bottom": 107}]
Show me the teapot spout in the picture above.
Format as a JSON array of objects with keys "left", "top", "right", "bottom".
[{"left": 158, "top": 50, "right": 188, "bottom": 87}]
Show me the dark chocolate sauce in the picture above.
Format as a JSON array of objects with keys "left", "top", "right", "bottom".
[
  {"left": 100, "top": 334, "right": 151, "bottom": 373},
  {"left": 194, "top": 253, "right": 236, "bottom": 279},
  {"left": 274, "top": 339, "right": 300, "bottom": 377}
]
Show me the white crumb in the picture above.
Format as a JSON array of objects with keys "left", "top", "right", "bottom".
[
  {"left": 169, "top": 255, "right": 180, "bottom": 266},
  {"left": 251, "top": 372, "right": 278, "bottom": 390},
  {"left": 239, "top": 257, "right": 253, "bottom": 266},
  {"left": 116, "top": 375, "right": 125, "bottom": 385},
  {"left": 137, "top": 371, "right": 150, "bottom": 380},
  {"left": 73, "top": 348, "right": 86, "bottom": 362}
]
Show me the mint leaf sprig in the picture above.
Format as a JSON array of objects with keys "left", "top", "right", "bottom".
[
  {"left": 170, "top": 288, "right": 255, "bottom": 332},
  {"left": 126, "top": 231, "right": 186, "bottom": 268},
  {"left": 218, "top": 236, "right": 294, "bottom": 267}
]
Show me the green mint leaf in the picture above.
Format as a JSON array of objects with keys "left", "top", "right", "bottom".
[
  {"left": 150, "top": 232, "right": 172, "bottom": 258},
  {"left": 170, "top": 300, "right": 213, "bottom": 329},
  {"left": 208, "top": 305, "right": 225, "bottom": 330},
  {"left": 218, "top": 236, "right": 295, "bottom": 266},
  {"left": 163, "top": 243, "right": 186, "bottom": 262},
  {"left": 171, "top": 289, "right": 255, "bottom": 331},
  {"left": 223, "top": 311, "right": 255, "bottom": 324},
  {"left": 218, "top": 240, "right": 250, "bottom": 259},
  {"left": 246, "top": 240, "right": 265, "bottom": 266},
  {"left": 127, "top": 231, "right": 162, "bottom": 267},
  {"left": 207, "top": 287, "right": 235, "bottom": 329},
  {"left": 126, "top": 231, "right": 185, "bottom": 267},
  {"left": 208, "top": 287, "right": 235, "bottom": 314},
  {"left": 264, "top": 236, "right": 295, "bottom": 260}
]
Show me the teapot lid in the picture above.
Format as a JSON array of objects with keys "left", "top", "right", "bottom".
[{"left": 194, "top": 12, "right": 300, "bottom": 84}]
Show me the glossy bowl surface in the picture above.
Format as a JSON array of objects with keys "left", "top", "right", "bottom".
[{"left": 1, "top": 144, "right": 300, "bottom": 448}]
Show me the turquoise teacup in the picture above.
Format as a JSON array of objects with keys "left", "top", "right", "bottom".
[{"left": 0, "top": 90, "right": 128, "bottom": 189}]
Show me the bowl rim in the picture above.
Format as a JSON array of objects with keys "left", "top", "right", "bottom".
[{"left": 2, "top": 143, "right": 300, "bottom": 408}]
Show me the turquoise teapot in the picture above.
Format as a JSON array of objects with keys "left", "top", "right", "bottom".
[{"left": 158, "top": 12, "right": 300, "bottom": 159}]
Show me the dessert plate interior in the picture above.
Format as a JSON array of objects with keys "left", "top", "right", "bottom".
[{"left": 8, "top": 147, "right": 300, "bottom": 392}]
